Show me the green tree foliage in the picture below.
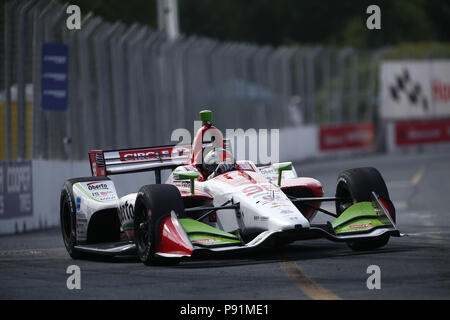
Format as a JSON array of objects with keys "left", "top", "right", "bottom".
[
  {"left": 180, "top": 0, "right": 450, "bottom": 47},
  {"left": 67, "top": 0, "right": 158, "bottom": 27},
  {"left": 65, "top": 0, "right": 449, "bottom": 48}
]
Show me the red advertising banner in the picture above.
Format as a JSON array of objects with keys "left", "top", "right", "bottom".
[
  {"left": 395, "top": 118, "right": 450, "bottom": 146},
  {"left": 319, "top": 122, "right": 375, "bottom": 151}
]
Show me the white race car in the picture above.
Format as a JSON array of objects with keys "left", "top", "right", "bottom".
[{"left": 60, "top": 110, "right": 399, "bottom": 265}]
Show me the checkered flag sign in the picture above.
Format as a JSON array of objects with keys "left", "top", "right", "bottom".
[{"left": 389, "top": 69, "right": 428, "bottom": 111}]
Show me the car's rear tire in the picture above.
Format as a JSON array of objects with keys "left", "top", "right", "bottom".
[
  {"left": 335, "top": 167, "right": 396, "bottom": 251},
  {"left": 133, "top": 184, "right": 185, "bottom": 266}
]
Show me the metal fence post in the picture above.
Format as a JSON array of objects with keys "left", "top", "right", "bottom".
[
  {"left": 31, "top": 0, "right": 46, "bottom": 159},
  {"left": 93, "top": 22, "right": 121, "bottom": 150},
  {"left": 337, "top": 47, "right": 351, "bottom": 123},
  {"left": 4, "top": 0, "right": 19, "bottom": 160},
  {"left": 127, "top": 26, "right": 150, "bottom": 147},
  {"left": 292, "top": 47, "right": 307, "bottom": 125},
  {"left": 34, "top": 0, "right": 59, "bottom": 159},
  {"left": 111, "top": 23, "right": 139, "bottom": 148},
  {"left": 306, "top": 46, "right": 322, "bottom": 124},
  {"left": 78, "top": 15, "right": 102, "bottom": 154},
  {"left": 141, "top": 31, "right": 163, "bottom": 145},
  {"left": 46, "top": 2, "right": 71, "bottom": 159},
  {"left": 16, "top": 0, "right": 39, "bottom": 159},
  {"left": 349, "top": 48, "right": 358, "bottom": 123}
]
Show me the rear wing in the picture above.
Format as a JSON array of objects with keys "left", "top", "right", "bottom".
[
  {"left": 89, "top": 139, "right": 233, "bottom": 182},
  {"left": 89, "top": 145, "right": 191, "bottom": 183}
]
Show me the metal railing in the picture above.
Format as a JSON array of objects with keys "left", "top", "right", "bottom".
[{"left": 1, "top": 0, "right": 447, "bottom": 160}]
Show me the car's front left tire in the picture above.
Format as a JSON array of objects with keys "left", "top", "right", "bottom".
[{"left": 133, "top": 184, "right": 185, "bottom": 266}]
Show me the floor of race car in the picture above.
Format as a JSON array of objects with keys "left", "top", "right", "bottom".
[{"left": 1, "top": 152, "right": 450, "bottom": 299}]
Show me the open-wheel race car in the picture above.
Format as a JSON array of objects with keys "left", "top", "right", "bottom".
[{"left": 60, "top": 110, "right": 400, "bottom": 265}]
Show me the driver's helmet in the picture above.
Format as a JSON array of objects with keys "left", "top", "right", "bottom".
[{"left": 202, "top": 148, "right": 234, "bottom": 177}]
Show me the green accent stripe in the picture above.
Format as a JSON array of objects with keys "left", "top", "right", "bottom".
[
  {"left": 252, "top": 192, "right": 267, "bottom": 198},
  {"left": 74, "top": 183, "right": 103, "bottom": 203},
  {"left": 335, "top": 218, "right": 384, "bottom": 233},
  {"left": 332, "top": 202, "right": 392, "bottom": 234},
  {"left": 187, "top": 231, "right": 238, "bottom": 241},
  {"left": 123, "top": 223, "right": 133, "bottom": 230},
  {"left": 179, "top": 218, "right": 239, "bottom": 241},
  {"left": 332, "top": 202, "right": 376, "bottom": 228},
  {"left": 189, "top": 234, "right": 240, "bottom": 245}
]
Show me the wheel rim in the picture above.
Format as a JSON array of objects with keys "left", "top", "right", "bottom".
[
  {"left": 336, "top": 183, "right": 353, "bottom": 215},
  {"left": 135, "top": 205, "right": 150, "bottom": 253}
]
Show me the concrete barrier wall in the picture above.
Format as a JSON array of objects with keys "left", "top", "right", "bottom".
[
  {"left": 279, "top": 126, "right": 318, "bottom": 162},
  {"left": 0, "top": 160, "right": 88, "bottom": 235}
]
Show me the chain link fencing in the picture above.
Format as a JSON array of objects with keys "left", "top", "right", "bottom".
[{"left": 2, "top": 0, "right": 448, "bottom": 160}]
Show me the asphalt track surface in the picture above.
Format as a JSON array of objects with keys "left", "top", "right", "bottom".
[{"left": 1, "top": 152, "right": 450, "bottom": 300}]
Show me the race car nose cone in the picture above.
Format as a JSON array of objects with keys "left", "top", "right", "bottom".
[
  {"left": 156, "top": 213, "right": 193, "bottom": 257},
  {"left": 268, "top": 212, "right": 310, "bottom": 231}
]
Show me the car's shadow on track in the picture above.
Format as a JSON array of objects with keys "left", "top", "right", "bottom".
[
  {"left": 77, "top": 253, "right": 140, "bottom": 264},
  {"left": 75, "top": 240, "right": 419, "bottom": 268},
  {"left": 174, "top": 241, "right": 417, "bottom": 269}
]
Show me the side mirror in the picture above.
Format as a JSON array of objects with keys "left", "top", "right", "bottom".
[
  {"left": 173, "top": 171, "right": 200, "bottom": 195},
  {"left": 272, "top": 162, "right": 292, "bottom": 186}
]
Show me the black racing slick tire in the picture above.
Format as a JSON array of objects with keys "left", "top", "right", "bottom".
[
  {"left": 60, "top": 177, "right": 111, "bottom": 259},
  {"left": 133, "top": 184, "right": 185, "bottom": 266},
  {"left": 335, "top": 167, "right": 396, "bottom": 251}
]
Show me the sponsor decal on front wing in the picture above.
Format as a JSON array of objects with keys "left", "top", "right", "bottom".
[{"left": 349, "top": 222, "right": 374, "bottom": 229}]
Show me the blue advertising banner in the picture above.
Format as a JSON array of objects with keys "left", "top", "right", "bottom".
[
  {"left": 0, "top": 161, "right": 33, "bottom": 219},
  {"left": 41, "top": 42, "right": 68, "bottom": 111}
]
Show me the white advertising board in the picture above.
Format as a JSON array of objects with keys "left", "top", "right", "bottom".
[{"left": 380, "top": 60, "right": 450, "bottom": 120}]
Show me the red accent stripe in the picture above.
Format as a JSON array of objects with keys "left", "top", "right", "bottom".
[
  {"left": 378, "top": 197, "right": 392, "bottom": 218},
  {"left": 86, "top": 181, "right": 104, "bottom": 186}
]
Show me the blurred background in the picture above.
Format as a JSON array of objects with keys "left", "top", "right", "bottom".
[
  {"left": 1, "top": 0, "right": 450, "bottom": 161},
  {"left": 1, "top": 0, "right": 450, "bottom": 233}
]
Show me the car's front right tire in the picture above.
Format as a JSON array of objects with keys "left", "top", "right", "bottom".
[{"left": 335, "top": 167, "right": 396, "bottom": 251}]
